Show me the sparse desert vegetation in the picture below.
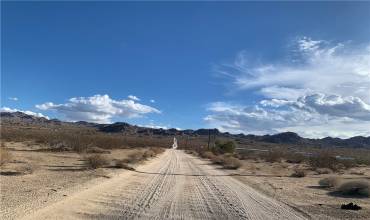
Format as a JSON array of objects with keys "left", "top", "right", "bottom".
[
  {"left": 184, "top": 137, "right": 370, "bottom": 219},
  {"left": 0, "top": 143, "right": 12, "bottom": 166},
  {"left": 2, "top": 114, "right": 370, "bottom": 219}
]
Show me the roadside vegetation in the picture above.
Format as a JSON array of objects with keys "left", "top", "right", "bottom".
[
  {"left": 185, "top": 140, "right": 242, "bottom": 170},
  {"left": 1, "top": 125, "right": 167, "bottom": 173},
  {"left": 319, "top": 176, "right": 369, "bottom": 197},
  {"left": 0, "top": 143, "right": 12, "bottom": 166},
  {"left": 1, "top": 125, "right": 171, "bottom": 152}
]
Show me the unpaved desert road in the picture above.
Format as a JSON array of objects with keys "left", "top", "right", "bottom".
[{"left": 23, "top": 149, "right": 307, "bottom": 220}]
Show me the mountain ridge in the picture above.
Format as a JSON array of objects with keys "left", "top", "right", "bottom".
[{"left": 1, "top": 111, "right": 369, "bottom": 149}]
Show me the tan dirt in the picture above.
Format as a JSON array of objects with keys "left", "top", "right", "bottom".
[
  {"left": 235, "top": 159, "right": 370, "bottom": 219},
  {"left": 21, "top": 149, "right": 306, "bottom": 220}
]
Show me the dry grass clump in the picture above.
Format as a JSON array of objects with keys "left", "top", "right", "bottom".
[
  {"left": 124, "top": 151, "right": 146, "bottom": 163},
  {"left": 290, "top": 169, "right": 306, "bottom": 178},
  {"left": 222, "top": 156, "right": 242, "bottom": 169},
  {"left": 123, "top": 147, "right": 165, "bottom": 164},
  {"left": 0, "top": 144, "right": 12, "bottom": 166},
  {"left": 84, "top": 154, "right": 108, "bottom": 169},
  {"left": 335, "top": 180, "right": 369, "bottom": 197},
  {"left": 319, "top": 176, "right": 341, "bottom": 188},
  {"left": 113, "top": 160, "right": 135, "bottom": 170},
  {"left": 209, "top": 155, "right": 241, "bottom": 169},
  {"left": 261, "top": 150, "right": 284, "bottom": 163},
  {"left": 149, "top": 147, "right": 165, "bottom": 155},
  {"left": 200, "top": 151, "right": 217, "bottom": 160}
]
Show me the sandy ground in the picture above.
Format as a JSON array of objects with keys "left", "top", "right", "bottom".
[
  {"left": 13, "top": 149, "right": 306, "bottom": 220},
  {"left": 2, "top": 143, "right": 368, "bottom": 219},
  {"left": 235, "top": 159, "right": 370, "bottom": 219},
  {"left": 0, "top": 142, "right": 148, "bottom": 219}
]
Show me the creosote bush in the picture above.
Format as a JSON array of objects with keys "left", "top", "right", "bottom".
[
  {"left": 309, "top": 152, "right": 356, "bottom": 171},
  {"left": 290, "top": 169, "right": 306, "bottom": 178},
  {"left": 335, "top": 180, "right": 370, "bottom": 197},
  {"left": 84, "top": 154, "right": 108, "bottom": 169},
  {"left": 262, "top": 150, "right": 284, "bottom": 163},
  {"left": 319, "top": 176, "right": 341, "bottom": 188},
  {"left": 213, "top": 140, "right": 236, "bottom": 154}
]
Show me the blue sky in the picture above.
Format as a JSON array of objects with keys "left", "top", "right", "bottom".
[{"left": 2, "top": 2, "right": 370, "bottom": 138}]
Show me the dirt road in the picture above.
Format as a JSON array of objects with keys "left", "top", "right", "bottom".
[{"left": 23, "top": 149, "right": 307, "bottom": 220}]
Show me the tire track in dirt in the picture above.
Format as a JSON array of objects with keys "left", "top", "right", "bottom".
[{"left": 22, "top": 149, "right": 307, "bottom": 220}]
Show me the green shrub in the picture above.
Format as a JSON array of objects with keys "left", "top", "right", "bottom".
[{"left": 213, "top": 140, "right": 236, "bottom": 154}]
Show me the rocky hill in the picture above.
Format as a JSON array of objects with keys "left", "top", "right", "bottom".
[{"left": 1, "top": 111, "right": 370, "bottom": 149}]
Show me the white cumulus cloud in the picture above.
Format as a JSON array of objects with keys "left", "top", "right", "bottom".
[
  {"left": 207, "top": 37, "right": 370, "bottom": 138},
  {"left": 36, "top": 94, "right": 160, "bottom": 123}
]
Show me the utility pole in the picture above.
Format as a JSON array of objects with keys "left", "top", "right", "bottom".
[{"left": 207, "top": 129, "right": 211, "bottom": 150}]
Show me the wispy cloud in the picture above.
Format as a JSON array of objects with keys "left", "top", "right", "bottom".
[
  {"left": 36, "top": 94, "right": 160, "bottom": 123},
  {"left": 1, "top": 106, "right": 49, "bottom": 119},
  {"left": 8, "top": 97, "right": 18, "bottom": 101},
  {"left": 207, "top": 37, "right": 370, "bottom": 138},
  {"left": 150, "top": 99, "right": 156, "bottom": 103},
  {"left": 128, "top": 95, "right": 140, "bottom": 101}
]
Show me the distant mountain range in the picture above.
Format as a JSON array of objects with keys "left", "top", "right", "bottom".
[{"left": 1, "top": 111, "right": 370, "bottom": 149}]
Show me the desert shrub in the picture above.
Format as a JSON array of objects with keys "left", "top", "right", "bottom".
[
  {"left": 0, "top": 145, "right": 12, "bottom": 166},
  {"left": 124, "top": 151, "right": 145, "bottom": 164},
  {"left": 143, "top": 149, "right": 155, "bottom": 159},
  {"left": 200, "top": 151, "right": 216, "bottom": 160},
  {"left": 338, "top": 159, "right": 356, "bottom": 169},
  {"left": 113, "top": 160, "right": 135, "bottom": 170},
  {"left": 319, "top": 176, "right": 341, "bottom": 188},
  {"left": 308, "top": 152, "right": 341, "bottom": 171},
  {"left": 285, "top": 153, "right": 305, "bottom": 164},
  {"left": 84, "top": 154, "right": 108, "bottom": 169},
  {"left": 290, "top": 169, "right": 306, "bottom": 178},
  {"left": 210, "top": 155, "right": 241, "bottom": 169},
  {"left": 335, "top": 180, "right": 370, "bottom": 197},
  {"left": 150, "top": 147, "right": 165, "bottom": 155},
  {"left": 262, "top": 150, "right": 284, "bottom": 163},
  {"left": 316, "top": 168, "right": 332, "bottom": 174},
  {"left": 213, "top": 140, "right": 236, "bottom": 154},
  {"left": 1, "top": 126, "right": 172, "bottom": 152},
  {"left": 222, "top": 156, "right": 242, "bottom": 169},
  {"left": 211, "top": 155, "right": 225, "bottom": 165},
  {"left": 185, "top": 150, "right": 198, "bottom": 156}
]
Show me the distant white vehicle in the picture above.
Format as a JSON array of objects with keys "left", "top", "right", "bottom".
[{"left": 172, "top": 137, "right": 178, "bottom": 149}]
